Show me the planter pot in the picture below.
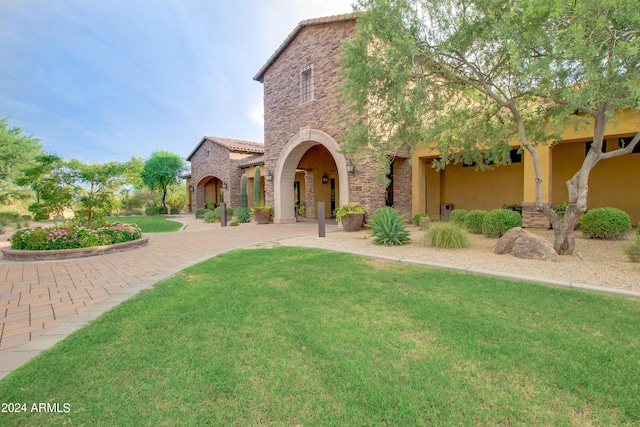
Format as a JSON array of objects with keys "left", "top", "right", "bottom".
[
  {"left": 254, "top": 209, "right": 271, "bottom": 224},
  {"left": 340, "top": 213, "right": 364, "bottom": 232}
]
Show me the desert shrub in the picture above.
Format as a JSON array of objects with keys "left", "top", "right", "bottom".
[
  {"left": 236, "top": 207, "right": 251, "bottom": 223},
  {"left": 464, "top": 210, "right": 489, "bottom": 234},
  {"left": 418, "top": 216, "right": 431, "bottom": 230},
  {"left": 482, "top": 209, "right": 522, "bottom": 238},
  {"left": 145, "top": 206, "right": 164, "bottom": 216},
  {"left": 169, "top": 207, "right": 180, "bottom": 214},
  {"left": 422, "top": 223, "right": 471, "bottom": 249},
  {"left": 450, "top": 209, "right": 468, "bottom": 225},
  {"left": 203, "top": 210, "right": 217, "bottom": 223},
  {"left": 625, "top": 229, "right": 640, "bottom": 262},
  {"left": 369, "top": 207, "right": 411, "bottom": 246},
  {"left": 412, "top": 213, "right": 428, "bottom": 225},
  {"left": 579, "top": 207, "right": 632, "bottom": 240},
  {"left": 195, "top": 208, "right": 211, "bottom": 219},
  {"left": 229, "top": 221, "right": 239, "bottom": 227},
  {"left": 10, "top": 223, "right": 141, "bottom": 250}
]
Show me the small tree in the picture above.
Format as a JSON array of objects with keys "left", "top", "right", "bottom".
[
  {"left": 19, "top": 154, "right": 73, "bottom": 220},
  {"left": 141, "top": 151, "right": 185, "bottom": 214},
  {"left": 340, "top": 0, "right": 640, "bottom": 255}
]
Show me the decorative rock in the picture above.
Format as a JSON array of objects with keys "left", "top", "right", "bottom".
[{"left": 494, "top": 227, "right": 558, "bottom": 261}]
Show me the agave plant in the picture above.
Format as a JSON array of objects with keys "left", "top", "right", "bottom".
[{"left": 369, "top": 207, "right": 411, "bottom": 246}]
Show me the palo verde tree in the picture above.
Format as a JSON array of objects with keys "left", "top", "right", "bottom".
[
  {"left": 141, "top": 151, "right": 185, "bottom": 214},
  {"left": 340, "top": 0, "right": 640, "bottom": 255}
]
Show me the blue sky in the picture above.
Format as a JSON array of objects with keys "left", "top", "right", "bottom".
[{"left": 0, "top": 0, "right": 355, "bottom": 164}]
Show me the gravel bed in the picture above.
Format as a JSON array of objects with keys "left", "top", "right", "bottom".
[{"left": 278, "top": 226, "right": 640, "bottom": 293}]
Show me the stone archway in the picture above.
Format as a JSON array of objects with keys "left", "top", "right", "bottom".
[{"left": 274, "top": 128, "right": 349, "bottom": 223}]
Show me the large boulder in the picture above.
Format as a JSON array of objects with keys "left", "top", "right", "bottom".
[{"left": 494, "top": 227, "right": 559, "bottom": 261}]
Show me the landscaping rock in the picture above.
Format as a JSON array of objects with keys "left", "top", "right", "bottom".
[{"left": 494, "top": 227, "right": 558, "bottom": 261}]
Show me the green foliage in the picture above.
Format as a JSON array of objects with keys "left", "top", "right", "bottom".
[
  {"left": 125, "top": 209, "right": 143, "bottom": 216},
  {"left": 145, "top": 206, "right": 164, "bottom": 216},
  {"left": 501, "top": 204, "right": 523, "bottom": 214},
  {"left": 335, "top": 203, "right": 365, "bottom": 223},
  {"left": 553, "top": 202, "right": 568, "bottom": 219},
  {"left": 0, "top": 221, "right": 4, "bottom": 234},
  {"left": 10, "top": 223, "right": 141, "bottom": 250},
  {"left": 0, "top": 118, "right": 44, "bottom": 204},
  {"left": 169, "top": 207, "right": 179, "bottom": 215},
  {"left": 369, "top": 207, "right": 410, "bottom": 246},
  {"left": 141, "top": 151, "right": 185, "bottom": 213},
  {"left": 254, "top": 166, "right": 261, "bottom": 206},
  {"left": 240, "top": 174, "right": 248, "bottom": 209},
  {"left": 450, "top": 209, "right": 468, "bottom": 225},
  {"left": 229, "top": 221, "right": 239, "bottom": 226},
  {"left": 482, "top": 209, "right": 523, "bottom": 238},
  {"left": 412, "top": 213, "right": 428, "bottom": 224},
  {"left": 579, "top": 208, "right": 632, "bottom": 240},
  {"left": 195, "top": 208, "right": 211, "bottom": 219},
  {"left": 211, "top": 206, "right": 234, "bottom": 222},
  {"left": 625, "top": 230, "right": 640, "bottom": 263},
  {"left": 298, "top": 202, "right": 306, "bottom": 214},
  {"left": 236, "top": 207, "right": 251, "bottom": 223},
  {"left": 464, "top": 210, "right": 489, "bottom": 234},
  {"left": 0, "top": 210, "right": 25, "bottom": 228},
  {"left": 203, "top": 210, "right": 217, "bottom": 223},
  {"left": 422, "top": 223, "right": 472, "bottom": 249}
]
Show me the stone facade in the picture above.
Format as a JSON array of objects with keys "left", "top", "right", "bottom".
[{"left": 255, "top": 14, "right": 412, "bottom": 221}]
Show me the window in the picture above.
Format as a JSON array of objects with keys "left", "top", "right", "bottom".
[
  {"left": 619, "top": 136, "right": 640, "bottom": 154},
  {"left": 299, "top": 65, "right": 314, "bottom": 104}
]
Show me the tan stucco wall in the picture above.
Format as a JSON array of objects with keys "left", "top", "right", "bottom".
[{"left": 298, "top": 145, "right": 339, "bottom": 218}]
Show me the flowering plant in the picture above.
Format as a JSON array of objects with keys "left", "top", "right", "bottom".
[{"left": 10, "top": 223, "right": 142, "bottom": 251}]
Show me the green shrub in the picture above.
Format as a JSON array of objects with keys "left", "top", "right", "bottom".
[
  {"left": 422, "top": 223, "right": 472, "bottom": 249},
  {"left": 501, "top": 203, "right": 523, "bottom": 214},
  {"left": 369, "top": 207, "right": 411, "bottom": 246},
  {"left": 412, "top": 213, "right": 428, "bottom": 225},
  {"left": 625, "top": 229, "right": 640, "bottom": 262},
  {"left": 145, "top": 206, "right": 164, "bottom": 216},
  {"left": 482, "top": 209, "right": 522, "bottom": 238},
  {"left": 0, "top": 210, "right": 25, "bottom": 228},
  {"left": 418, "top": 216, "right": 431, "bottom": 230},
  {"left": 169, "top": 207, "right": 180, "bottom": 215},
  {"left": 450, "top": 209, "right": 468, "bottom": 225},
  {"left": 229, "top": 221, "right": 239, "bottom": 227},
  {"left": 579, "top": 207, "right": 632, "bottom": 240},
  {"left": 203, "top": 210, "right": 217, "bottom": 223},
  {"left": 336, "top": 203, "right": 365, "bottom": 223},
  {"left": 195, "top": 208, "right": 211, "bottom": 219},
  {"left": 464, "top": 210, "right": 489, "bottom": 234},
  {"left": 125, "top": 209, "right": 143, "bottom": 216},
  {"left": 236, "top": 207, "right": 251, "bottom": 223}
]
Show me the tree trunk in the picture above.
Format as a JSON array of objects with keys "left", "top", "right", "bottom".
[
  {"left": 551, "top": 205, "right": 581, "bottom": 255},
  {"left": 162, "top": 188, "right": 168, "bottom": 214}
]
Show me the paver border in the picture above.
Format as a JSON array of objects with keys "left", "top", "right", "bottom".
[{"left": 1, "top": 237, "right": 149, "bottom": 261}]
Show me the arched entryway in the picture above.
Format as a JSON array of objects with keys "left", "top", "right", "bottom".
[
  {"left": 274, "top": 129, "right": 349, "bottom": 223},
  {"left": 196, "top": 175, "right": 224, "bottom": 209}
]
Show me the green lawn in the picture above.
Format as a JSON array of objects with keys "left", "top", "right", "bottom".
[
  {"left": 106, "top": 215, "right": 183, "bottom": 233},
  {"left": 1, "top": 247, "right": 638, "bottom": 425}
]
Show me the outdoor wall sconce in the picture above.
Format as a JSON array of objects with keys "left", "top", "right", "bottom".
[
  {"left": 222, "top": 182, "right": 228, "bottom": 190},
  {"left": 189, "top": 185, "right": 194, "bottom": 192},
  {"left": 346, "top": 159, "right": 355, "bottom": 174},
  {"left": 266, "top": 170, "right": 273, "bottom": 181},
  {"left": 322, "top": 172, "right": 329, "bottom": 185}
]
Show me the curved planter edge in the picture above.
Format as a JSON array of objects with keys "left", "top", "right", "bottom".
[{"left": 1, "top": 237, "right": 149, "bottom": 262}]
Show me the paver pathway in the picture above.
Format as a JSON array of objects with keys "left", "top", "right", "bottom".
[{"left": 0, "top": 217, "right": 333, "bottom": 379}]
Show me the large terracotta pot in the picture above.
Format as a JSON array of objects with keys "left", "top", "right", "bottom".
[
  {"left": 254, "top": 208, "right": 271, "bottom": 224},
  {"left": 341, "top": 213, "right": 364, "bottom": 232}
]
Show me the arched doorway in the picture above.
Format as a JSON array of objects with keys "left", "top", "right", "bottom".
[
  {"left": 196, "top": 176, "right": 223, "bottom": 209},
  {"left": 274, "top": 129, "right": 349, "bottom": 223}
]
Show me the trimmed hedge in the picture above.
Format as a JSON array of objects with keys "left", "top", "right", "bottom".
[
  {"left": 464, "top": 210, "right": 489, "bottom": 234},
  {"left": 579, "top": 207, "right": 632, "bottom": 240},
  {"left": 482, "top": 209, "right": 522, "bottom": 238}
]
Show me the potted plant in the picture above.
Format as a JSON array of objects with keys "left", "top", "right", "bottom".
[
  {"left": 297, "top": 202, "right": 306, "bottom": 218},
  {"left": 253, "top": 203, "right": 272, "bottom": 224},
  {"left": 336, "top": 203, "right": 365, "bottom": 232}
]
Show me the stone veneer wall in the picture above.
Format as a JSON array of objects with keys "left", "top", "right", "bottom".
[
  {"left": 261, "top": 19, "right": 412, "bottom": 218},
  {"left": 522, "top": 202, "right": 552, "bottom": 228}
]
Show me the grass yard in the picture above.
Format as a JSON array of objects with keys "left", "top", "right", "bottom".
[
  {"left": 106, "top": 215, "right": 183, "bottom": 233},
  {"left": 0, "top": 247, "right": 638, "bottom": 425}
]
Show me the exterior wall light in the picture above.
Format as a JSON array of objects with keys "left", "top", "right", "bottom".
[
  {"left": 189, "top": 185, "right": 194, "bottom": 192},
  {"left": 266, "top": 170, "right": 273, "bottom": 181},
  {"left": 222, "top": 182, "right": 228, "bottom": 190},
  {"left": 322, "top": 172, "right": 329, "bottom": 184},
  {"left": 346, "top": 159, "right": 355, "bottom": 174}
]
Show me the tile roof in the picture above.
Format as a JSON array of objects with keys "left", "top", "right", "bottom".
[
  {"left": 237, "top": 154, "right": 265, "bottom": 168},
  {"left": 186, "top": 136, "right": 264, "bottom": 160},
  {"left": 253, "top": 12, "right": 359, "bottom": 83}
]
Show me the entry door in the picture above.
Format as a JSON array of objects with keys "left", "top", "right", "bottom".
[{"left": 330, "top": 178, "right": 336, "bottom": 216}]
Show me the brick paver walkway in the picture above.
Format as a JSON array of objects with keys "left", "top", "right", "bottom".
[{"left": 0, "top": 218, "right": 332, "bottom": 379}]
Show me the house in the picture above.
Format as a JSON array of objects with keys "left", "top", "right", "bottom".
[{"left": 188, "top": 12, "right": 640, "bottom": 226}]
